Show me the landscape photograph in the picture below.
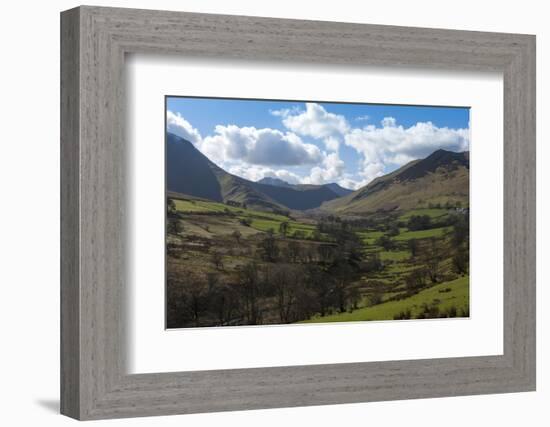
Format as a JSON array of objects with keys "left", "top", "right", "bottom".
[{"left": 165, "top": 97, "right": 470, "bottom": 329}]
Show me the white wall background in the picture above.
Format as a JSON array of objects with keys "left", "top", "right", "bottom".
[{"left": 0, "top": 0, "right": 546, "bottom": 425}]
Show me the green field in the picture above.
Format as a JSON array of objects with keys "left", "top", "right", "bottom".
[
  {"left": 174, "top": 197, "right": 315, "bottom": 235},
  {"left": 302, "top": 276, "right": 469, "bottom": 323},
  {"left": 357, "top": 230, "right": 384, "bottom": 245},
  {"left": 378, "top": 250, "right": 410, "bottom": 262},
  {"left": 394, "top": 226, "right": 450, "bottom": 241},
  {"left": 174, "top": 198, "right": 288, "bottom": 221},
  {"left": 249, "top": 218, "right": 316, "bottom": 236},
  {"left": 398, "top": 208, "right": 449, "bottom": 221}
]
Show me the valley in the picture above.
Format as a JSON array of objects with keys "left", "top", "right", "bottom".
[
  {"left": 165, "top": 132, "right": 470, "bottom": 328},
  {"left": 166, "top": 194, "right": 469, "bottom": 328}
]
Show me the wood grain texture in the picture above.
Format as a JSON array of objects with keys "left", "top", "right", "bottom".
[
  {"left": 60, "top": 6, "right": 536, "bottom": 420},
  {"left": 60, "top": 7, "right": 80, "bottom": 419}
]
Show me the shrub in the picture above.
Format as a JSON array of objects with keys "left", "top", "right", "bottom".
[
  {"left": 394, "top": 309, "right": 412, "bottom": 320},
  {"left": 416, "top": 302, "right": 440, "bottom": 319},
  {"left": 452, "top": 247, "right": 469, "bottom": 274},
  {"left": 167, "top": 198, "right": 177, "bottom": 215},
  {"left": 369, "top": 292, "right": 383, "bottom": 306},
  {"left": 363, "top": 253, "right": 383, "bottom": 273},
  {"left": 387, "top": 224, "right": 400, "bottom": 237},
  {"left": 375, "top": 235, "right": 396, "bottom": 251},
  {"left": 407, "top": 215, "right": 432, "bottom": 231},
  {"left": 291, "top": 229, "right": 306, "bottom": 240},
  {"left": 231, "top": 229, "right": 242, "bottom": 244},
  {"left": 446, "top": 306, "right": 458, "bottom": 317},
  {"left": 239, "top": 218, "right": 252, "bottom": 227},
  {"left": 459, "top": 307, "right": 470, "bottom": 317},
  {"left": 404, "top": 268, "right": 427, "bottom": 291},
  {"left": 167, "top": 217, "right": 184, "bottom": 235}
]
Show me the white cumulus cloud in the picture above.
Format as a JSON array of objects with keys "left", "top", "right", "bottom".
[
  {"left": 381, "top": 116, "right": 397, "bottom": 128},
  {"left": 337, "top": 177, "right": 364, "bottom": 191},
  {"left": 166, "top": 110, "right": 202, "bottom": 144},
  {"left": 274, "top": 103, "right": 350, "bottom": 151},
  {"left": 360, "top": 161, "right": 385, "bottom": 184},
  {"left": 344, "top": 118, "right": 469, "bottom": 179},
  {"left": 199, "top": 124, "right": 323, "bottom": 167},
  {"left": 303, "top": 152, "right": 345, "bottom": 185},
  {"left": 228, "top": 164, "right": 302, "bottom": 184},
  {"left": 166, "top": 107, "right": 469, "bottom": 191}
]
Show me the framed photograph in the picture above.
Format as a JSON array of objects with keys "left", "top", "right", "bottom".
[
  {"left": 61, "top": 6, "right": 536, "bottom": 420},
  {"left": 164, "top": 96, "right": 472, "bottom": 329}
]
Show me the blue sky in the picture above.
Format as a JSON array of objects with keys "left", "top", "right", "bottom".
[{"left": 166, "top": 97, "right": 470, "bottom": 190}]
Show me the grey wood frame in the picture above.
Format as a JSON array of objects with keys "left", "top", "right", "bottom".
[{"left": 60, "top": 5, "right": 536, "bottom": 421}]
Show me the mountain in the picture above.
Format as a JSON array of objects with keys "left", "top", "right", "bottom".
[
  {"left": 259, "top": 177, "right": 353, "bottom": 197},
  {"left": 166, "top": 132, "right": 345, "bottom": 211},
  {"left": 322, "top": 149, "right": 469, "bottom": 214},
  {"left": 251, "top": 180, "right": 341, "bottom": 211},
  {"left": 166, "top": 132, "right": 223, "bottom": 202},
  {"left": 167, "top": 132, "right": 283, "bottom": 211},
  {"left": 325, "top": 183, "right": 354, "bottom": 197},
  {"left": 258, "top": 177, "right": 293, "bottom": 188}
]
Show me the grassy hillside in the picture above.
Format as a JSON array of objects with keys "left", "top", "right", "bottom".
[
  {"left": 323, "top": 167, "right": 468, "bottom": 213},
  {"left": 214, "top": 171, "right": 285, "bottom": 212},
  {"left": 166, "top": 192, "right": 470, "bottom": 328},
  {"left": 302, "top": 276, "right": 468, "bottom": 323},
  {"left": 322, "top": 150, "right": 469, "bottom": 214},
  {"left": 172, "top": 196, "right": 317, "bottom": 237}
]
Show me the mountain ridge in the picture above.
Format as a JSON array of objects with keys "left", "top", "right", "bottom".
[
  {"left": 322, "top": 149, "right": 469, "bottom": 214},
  {"left": 258, "top": 177, "right": 293, "bottom": 188},
  {"left": 167, "top": 132, "right": 469, "bottom": 215},
  {"left": 166, "top": 133, "right": 345, "bottom": 211},
  {"left": 258, "top": 177, "right": 353, "bottom": 197}
]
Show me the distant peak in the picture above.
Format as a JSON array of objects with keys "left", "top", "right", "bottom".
[
  {"left": 325, "top": 182, "right": 353, "bottom": 196},
  {"left": 258, "top": 177, "right": 292, "bottom": 188},
  {"left": 426, "top": 148, "right": 466, "bottom": 158},
  {"left": 393, "top": 149, "right": 469, "bottom": 182}
]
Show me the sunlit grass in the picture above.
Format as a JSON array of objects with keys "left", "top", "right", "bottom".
[
  {"left": 398, "top": 208, "right": 449, "bottom": 221},
  {"left": 302, "top": 276, "right": 469, "bottom": 323},
  {"left": 394, "top": 226, "right": 450, "bottom": 241}
]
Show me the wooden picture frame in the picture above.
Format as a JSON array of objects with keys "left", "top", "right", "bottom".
[{"left": 60, "top": 5, "right": 536, "bottom": 420}]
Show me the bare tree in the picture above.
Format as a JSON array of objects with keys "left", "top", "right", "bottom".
[
  {"left": 422, "top": 238, "right": 443, "bottom": 283},
  {"left": 210, "top": 251, "right": 224, "bottom": 270},
  {"left": 231, "top": 229, "right": 242, "bottom": 244},
  {"left": 404, "top": 267, "right": 427, "bottom": 291},
  {"left": 167, "top": 198, "right": 177, "bottom": 215},
  {"left": 306, "top": 266, "right": 333, "bottom": 317},
  {"left": 238, "top": 262, "right": 262, "bottom": 325},
  {"left": 333, "top": 262, "right": 353, "bottom": 313},
  {"left": 258, "top": 232, "right": 279, "bottom": 262},
  {"left": 286, "top": 241, "right": 301, "bottom": 263},
  {"left": 185, "top": 276, "right": 208, "bottom": 327},
  {"left": 166, "top": 276, "right": 193, "bottom": 328},
  {"left": 167, "top": 217, "right": 184, "bottom": 236},
  {"left": 317, "top": 244, "right": 335, "bottom": 264},
  {"left": 452, "top": 246, "right": 469, "bottom": 275},
  {"left": 279, "top": 221, "right": 289, "bottom": 237},
  {"left": 408, "top": 238, "right": 418, "bottom": 258},
  {"left": 451, "top": 214, "right": 469, "bottom": 248},
  {"left": 209, "top": 280, "right": 239, "bottom": 326},
  {"left": 272, "top": 264, "right": 298, "bottom": 323}
]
